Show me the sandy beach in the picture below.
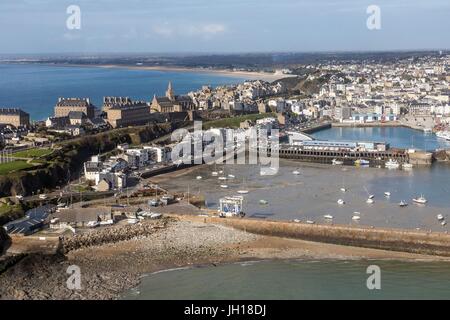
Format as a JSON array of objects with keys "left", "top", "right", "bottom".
[
  {"left": 1, "top": 216, "right": 448, "bottom": 300},
  {"left": 83, "top": 64, "right": 289, "bottom": 82}
]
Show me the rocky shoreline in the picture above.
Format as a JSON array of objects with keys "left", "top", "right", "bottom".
[
  {"left": 0, "top": 218, "right": 259, "bottom": 300},
  {"left": 1, "top": 216, "right": 449, "bottom": 300}
]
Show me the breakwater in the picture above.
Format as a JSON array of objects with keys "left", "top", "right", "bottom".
[{"left": 176, "top": 215, "right": 450, "bottom": 257}]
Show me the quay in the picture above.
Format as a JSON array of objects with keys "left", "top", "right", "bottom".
[
  {"left": 174, "top": 214, "right": 450, "bottom": 258},
  {"left": 277, "top": 144, "right": 433, "bottom": 166}
]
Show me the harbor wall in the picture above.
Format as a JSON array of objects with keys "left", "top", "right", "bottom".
[{"left": 178, "top": 215, "right": 450, "bottom": 257}]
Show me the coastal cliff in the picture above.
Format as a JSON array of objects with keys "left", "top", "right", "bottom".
[
  {"left": 0, "top": 122, "right": 187, "bottom": 198},
  {"left": 0, "top": 227, "right": 9, "bottom": 255}
]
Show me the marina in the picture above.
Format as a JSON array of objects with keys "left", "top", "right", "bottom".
[{"left": 153, "top": 126, "right": 450, "bottom": 232}]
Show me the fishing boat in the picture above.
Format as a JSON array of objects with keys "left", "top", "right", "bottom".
[
  {"left": 259, "top": 199, "right": 268, "bottom": 205},
  {"left": 306, "top": 220, "right": 315, "bottom": 225},
  {"left": 332, "top": 159, "right": 344, "bottom": 165},
  {"left": 384, "top": 192, "right": 391, "bottom": 197},
  {"left": 292, "top": 170, "right": 300, "bottom": 175},
  {"left": 337, "top": 199, "right": 345, "bottom": 205},
  {"left": 385, "top": 159, "right": 400, "bottom": 169},
  {"left": 324, "top": 214, "right": 334, "bottom": 220},
  {"left": 212, "top": 171, "right": 218, "bottom": 177},
  {"left": 340, "top": 187, "right": 347, "bottom": 192},
  {"left": 220, "top": 185, "right": 228, "bottom": 189},
  {"left": 293, "top": 219, "right": 301, "bottom": 223},
  {"left": 399, "top": 200, "right": 408, "bottom": 207},
  {"left": 237, "top": 190, "right": 249, "bottom": 194},
  {"left": 413, "top": 195, "right": 428, "bottom": 204},
  {"left": 366, "top": 198, "right": 374, "bottom": 204},
  {"left": 442, "top": 221, "right": 447, "bottom": 226},
  {"left": 218, "top": 176, "right": 227, "bottom": 181},
  {"left": 352, "top": 215, "right": 361, "bottom": 221},
  {"left": 228, "top": 174, "right": 235, "bottom": 179},
  {"left": 196, "top": 176, "right": 203, "bottom": 180},
  {"left": 368, "top": 194, "right": 375, "bottom": 199},
  {"left": 437, "top": 214, "right": 445, "bottom": 221}
]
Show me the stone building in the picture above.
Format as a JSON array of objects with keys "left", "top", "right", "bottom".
[
  {"left": 151, "top": 82, "right": 194, "bottom": 113},
  {"left": 0, "top": 108, "right": 30, "bottom": 127},
  {"left": 54, "top": 98, "right": 95, "bottom": 119}
]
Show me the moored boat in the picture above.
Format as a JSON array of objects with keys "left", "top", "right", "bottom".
[
  {"left": 413, "top": 195, "right": 428, "bottom": 204},
  {"left": 399, "top": 200, "right": 408, "bottom": 207},
  {"left": 385, "top": 159, "right": 400, "bottom": 169}
]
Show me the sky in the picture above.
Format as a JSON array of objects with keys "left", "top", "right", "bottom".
[{"left": 0, "top": 0, "right": 449, "bottom": 54}]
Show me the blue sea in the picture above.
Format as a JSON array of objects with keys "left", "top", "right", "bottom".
[{"left": 0, "top": 63, "right": 246, "bottom": 120}]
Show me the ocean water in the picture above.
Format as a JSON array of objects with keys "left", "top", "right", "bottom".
[
  {"left": 123, "top": 259, "right": 450, "bottom": 300},
  {"left": 0, "top": 63, "right": 246, "bottom": 120},
  {"left": 311, "top": 126, "right": 450, "bottom": 151}
]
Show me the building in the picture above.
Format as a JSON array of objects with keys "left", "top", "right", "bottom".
[
  {"left": 3, "top": 204, "right": 56, "bottom": 235},
  {"left": 151, "top": 82, "right": 194, "bottom": 113},
  {"left": 52, "top": 207, "right": 113, "bottom": 228},
  {"left": 0, "top": 108, "right": 30, "bottom": 127},
  {"left": 106, "top": 103, "right": 152, "bottom": 128},
  {"left": 334, "top": 106, "right": 352, "bottom": 121},
  {"left": 68, "top": 111, "right": 88, "bottom": 125},
  {"left": 54, "top": 98, "right": 95, "bottom": 119}
]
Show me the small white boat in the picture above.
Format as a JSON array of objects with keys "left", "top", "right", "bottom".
[
  {"left": 212, "top": 171, "right": 218, "bottom": 177},
  {"left": 332, "top": 159, "right": 344, "bottom": 165},
  {"left": 228, "top": 174, "right": 235, "bottom": 179},
  {"left": 87, "top": 221, "right": 100, "bottom": 228},
  {"left": 259, "top": 199, "right": 268, "bottom": 205},
  {"left": 384, "top": 192, "right": 391, "bottom": 197},
  {"left": 15, "top": 195, "right": 24, "bottom": 200},
  {"left": 399, "top": 200, "right": 408, "bottom": 207},
  {"left": 340, "top": 188, "right": 347, "bottom": 193},
  {"left": 292, "top": 170, "right": 300, "bottom": 175},
  {"left": 368, "top": 194, "right": 375, "bottom": 199},
  {"left": 324, "top": 214, "right": 334, "bottom": 220},
  {"left": 442, "top": 221, "right": 447, "bottom": 226},
  {"left": 437, "top": 214, "right": 445, "bottom": 221},
  {"left": 237, "top": 190, "right": 249, "bottom": 194},
  {"left": 293, "top": 219, "right": 301, "bottom": 223},
  {"left": 218, "top": 176, "right": 227, "bottom": 181},
  {"left": 196, "top": 176, "right": 203, "bottom": 180},
  {"left": 306, "top": 220, "right": 315, "bottom": 225},
  {"left": 352, "top": 215, "right": 361, "bottom": 221},
  {"left": 337, "top": 199, "right": 345, "bottom": 205},
  {"left": 220, "top": 185, "right": 228, "bottom": 189},
  {"left": 219, "top": 170, "right": 224, "bottom": 174},
  {"left": 413, "top": 195, "right": 428, "bottom": 204},
  {"left": 385, "top": 159, "right": 400, "bottom": 169},
  {"left": 366, "top": 198, "right": 374, "bottom": 204},
  {"left": 39, "top": 194, "right": 48, "bottom": 200},
  {"left": 403, "top": 163, "right": 413, "bottom": 169}
]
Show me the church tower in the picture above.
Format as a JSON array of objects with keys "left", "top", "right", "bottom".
[{"left": 165, "top": 81, "right": 175, "bottom": 101}]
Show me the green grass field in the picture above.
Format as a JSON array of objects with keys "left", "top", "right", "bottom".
[
  {"left": 12, "top": 148, "right": 53, "bottom": 159},
  {"left": 0, "top": 161, "right": 35, "bottom": 175},
  {"left": 203, "top": 113, "right": 276, "bottom": 130}
]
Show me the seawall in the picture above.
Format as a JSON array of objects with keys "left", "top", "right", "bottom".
[{"left": 175, "top": 215, "right": 450, "bottom": 257}]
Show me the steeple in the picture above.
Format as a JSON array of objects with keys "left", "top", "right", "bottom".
[{"left": 166, "top": 81, "right": 175, "bottom": 101}]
